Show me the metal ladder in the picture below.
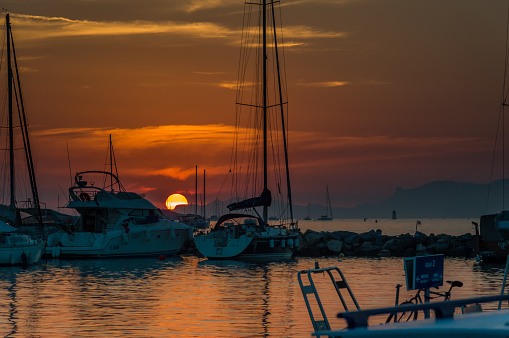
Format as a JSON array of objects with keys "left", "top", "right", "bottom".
[{"left": 297, "top": 263, "right": 361, "bottom": 334}]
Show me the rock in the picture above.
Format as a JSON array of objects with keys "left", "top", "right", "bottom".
[
  {"left": 358, "top": 241, "right": 381, "bottom": 256},
  {"left": 416, "top": 244, "right": 427, "bottom": 255},
  {"left": 359, "top": 230, "right": 377, "bottom": 243},
  {"left": 304, "top": 230, "right": 325, "bottom": 247},
  {"left": 344, "top": 234, "right": 361, "bottom": 246},
  {"left": 329, "top": 231, "right": 357, "bottom": 241},
  {"left": 326, "top": 240, "right": 343, "bottom": 254}
]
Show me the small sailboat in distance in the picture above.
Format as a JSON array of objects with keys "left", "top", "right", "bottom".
[{"left": 317, "top": 185, "right": 333, "bottom": 221}]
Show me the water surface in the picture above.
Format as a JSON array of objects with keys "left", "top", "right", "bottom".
[{"left": 0, "top": 255, "right": 506, "bottom": 337}]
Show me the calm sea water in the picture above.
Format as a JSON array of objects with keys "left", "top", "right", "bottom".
[{"left": 0, "top": 218, "right": 502, "bottom": 337}]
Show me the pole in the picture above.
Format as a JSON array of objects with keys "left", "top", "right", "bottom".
[
  {"left": 7, "top": 14, "right": 15, "bottom": 212},
  {"left": 262, "top": 0, "right": 268, "bottom": 224}
]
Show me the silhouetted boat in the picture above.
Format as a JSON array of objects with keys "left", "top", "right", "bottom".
[
  {"left": 194, "top": 0, "right": 299, "bottom": 261},
  {"left": 45, "top": 138, "right": 192, "bottom": 258},
  {"left": 317, "top": 185, "right": 333, "bottom": 221},
  {"left": 0, "top": 13, "right": 44, "bottom": 265}
]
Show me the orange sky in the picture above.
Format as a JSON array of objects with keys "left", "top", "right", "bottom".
[{"left": 0, "top": 0, "right": 507, "bottom": 211}]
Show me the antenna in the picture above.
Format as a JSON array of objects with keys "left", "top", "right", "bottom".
[{"left": 66, "top": 141, "right": 72, "bottom": 186}]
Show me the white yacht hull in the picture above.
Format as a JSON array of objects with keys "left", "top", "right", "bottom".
[
  {"left": 45, "top": 225, "right": 191, "bottom": 259},
  {"left": 0, "top": 243, "right": 44, "bottom": 265}
]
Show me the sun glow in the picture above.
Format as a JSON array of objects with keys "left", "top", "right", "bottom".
[{"left": 166, "top": 194, "right": 188, "bottom": 210}]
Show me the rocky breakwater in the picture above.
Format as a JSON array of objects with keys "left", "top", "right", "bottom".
[{"left": 296, "top": 229, "right": 475, "bottom": 258}]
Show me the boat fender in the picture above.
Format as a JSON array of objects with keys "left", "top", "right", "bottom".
[
  {"left": 287, "top": 238, "right": 294, "bottom": 248},
  {"left": 145, "top": 228, "right": 151, "bottom": 240},
  {"left": 281, "top": 239, "right": 286, "bottom": 248},
  {"left": 295, "top": 238, "right": 299, "bottom": 247},
  {"left": 270, "top": 239, "right": 275, "bottom": 248},
  {"left": 56, "top": 246, "right": 61, "bottom": 258},
  {"left": 122, "top": 232, "right": 129, "bottom": 243},
  {"left": 79, "top": 192, "right": 91, "bottom": 201},
  {"left": 51, "top": 246, "right": 56, "bottom": 258},
  {"left": 21, "top": 253, "right": 28, "bottom": 266}
]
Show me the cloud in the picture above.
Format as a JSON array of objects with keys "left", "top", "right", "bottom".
[
  {"left": 180, "top": 0, "right": 240, "bottom": 13},
  {"left": 10, "top": 13, "right": 347, "bottom": 44},
  {"left": 11, "top": 13, "right": 236, "bottom": 40},
  {"left": 297, "top": 81, "right": 349, "bottom": 87}
]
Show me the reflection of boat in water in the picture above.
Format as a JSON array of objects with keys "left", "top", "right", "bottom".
[
  {"left": 0, "top": 221, "right": 43, "bottom": 265},
  {"left": 194, "top": 0, "right": 299, "bottom": 261},
  {"left": 46, "top": 170, "right": 192, "bottom": 259}
]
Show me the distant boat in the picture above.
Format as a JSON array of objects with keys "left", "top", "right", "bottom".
[
  {"left": 303, "top": 203, "right": 311, "bottom": 220},
  {"left": 194, "top": 0, "right": 299, "bottom": 261},
  {"left": 392, "top": 210, "right": 397, "bottom": 219},
  {"left": 189, "top": 166, "right": 210, "bottom": 229},
  {"left": 317, "top": 185, "right": 333, "bottom": 221}
]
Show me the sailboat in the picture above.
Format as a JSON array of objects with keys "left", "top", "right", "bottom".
[
  {"left": 194, "top": 0, "right": 299, "bottom": 261},
  {"left": 317, "top": 185, "right": 333, "bottom": 221},
  {"left": 303, "top": 203, "right": 311, "bottom": 220},
  {"left": 0, "top": 13, "right": 44, "bottom": 265},
  {"left": 189, "top": 166, "right": 210, "bottom": 229},
  {"left": 475, "top": 9, "right": 509, "bottom": 261},
  {"left": 45, "top": 136, "right": 193, "bottom": 258}
]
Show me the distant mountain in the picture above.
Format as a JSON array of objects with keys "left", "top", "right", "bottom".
[
  {"left": 303, "top": 180, "right": 508, "bottom": 219},
  {"left": 181, "top": 180, "right": 509, "bottom": 220}
]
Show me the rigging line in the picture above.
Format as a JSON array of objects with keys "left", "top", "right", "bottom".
[
  {"left": 487, "top": 1, "right": 509, "bottom": 213},
  {"left": 503, "top": 0, "right": 509, "bottom": 106}
]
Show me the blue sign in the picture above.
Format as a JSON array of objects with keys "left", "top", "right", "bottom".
[{"left": 404, "top": 254, "right": 444, "bottom": 290}]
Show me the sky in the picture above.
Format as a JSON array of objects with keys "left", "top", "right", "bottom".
[{"left": 0, "top": 0, "right": 507, "bottom": 212}]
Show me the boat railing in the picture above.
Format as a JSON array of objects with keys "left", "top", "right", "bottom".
[
  {"left": 298, "top": 264, "right": 361, "bottom": 334},
  {"left": 330, "top": 294, "right": 509, "bottom": 332},
  {"left": 69, "top": 186, "right": 115, "bottom": 202}
]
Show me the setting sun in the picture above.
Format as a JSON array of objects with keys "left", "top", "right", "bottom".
[{"left": 165, "top": 194, "right": 188, "bottom": 210}]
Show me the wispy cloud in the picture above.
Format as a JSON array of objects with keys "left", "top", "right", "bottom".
[
  {"left": 10, "top": 13, "right": 346, "bottom": 44},
  {"left": 297, "top": 81, "right": 349, "bottom": 87},
  {"left": 11, "top": 13, "right": 236, "bottom": 40}
]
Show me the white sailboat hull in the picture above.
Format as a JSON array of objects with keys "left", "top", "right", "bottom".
[
  {"left": 45, "top": 225, "right": 191, "bottom": 258},
  {"left": 194, "top": 226, "right": 297, "bottom": 261},
  {"left": 0, "top": 242, "right": 44, "bottom": 265}
]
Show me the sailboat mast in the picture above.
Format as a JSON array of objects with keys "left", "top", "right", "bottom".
[
  {"left": 201, "top": 169, "right": 203, "bottom": 219},
  {"left": 270, "top": 2, "right": 294, "bottom": 224},
  {"left": 262, "top": 0, "right": 268, "bottom": 224},
  {"left": 6, "top": 14, "right": 15, "bottom": 211},
  {"left": 109, "top": 134, "right": 113, "bottom": 191}
]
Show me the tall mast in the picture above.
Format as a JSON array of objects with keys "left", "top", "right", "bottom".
[
  {"left": 270, "top": 2, "right": 294, "bottom": 224},
  {"left": 262, "top": 0, "right": 268, "bottom": 224},
  {"left": 109, "top": 134, "right": 113, "bottom": 191},
  {"left": 7, "top": 14, "right": 15, "bottom": 212}
]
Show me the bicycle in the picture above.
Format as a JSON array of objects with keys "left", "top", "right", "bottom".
[{"left": 386, "top": 280, "right": 463, "bottom": 323}]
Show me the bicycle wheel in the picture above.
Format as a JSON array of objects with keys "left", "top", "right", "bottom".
[{"left": 386, "top": 301, "right": 418, "bottom": 323}]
